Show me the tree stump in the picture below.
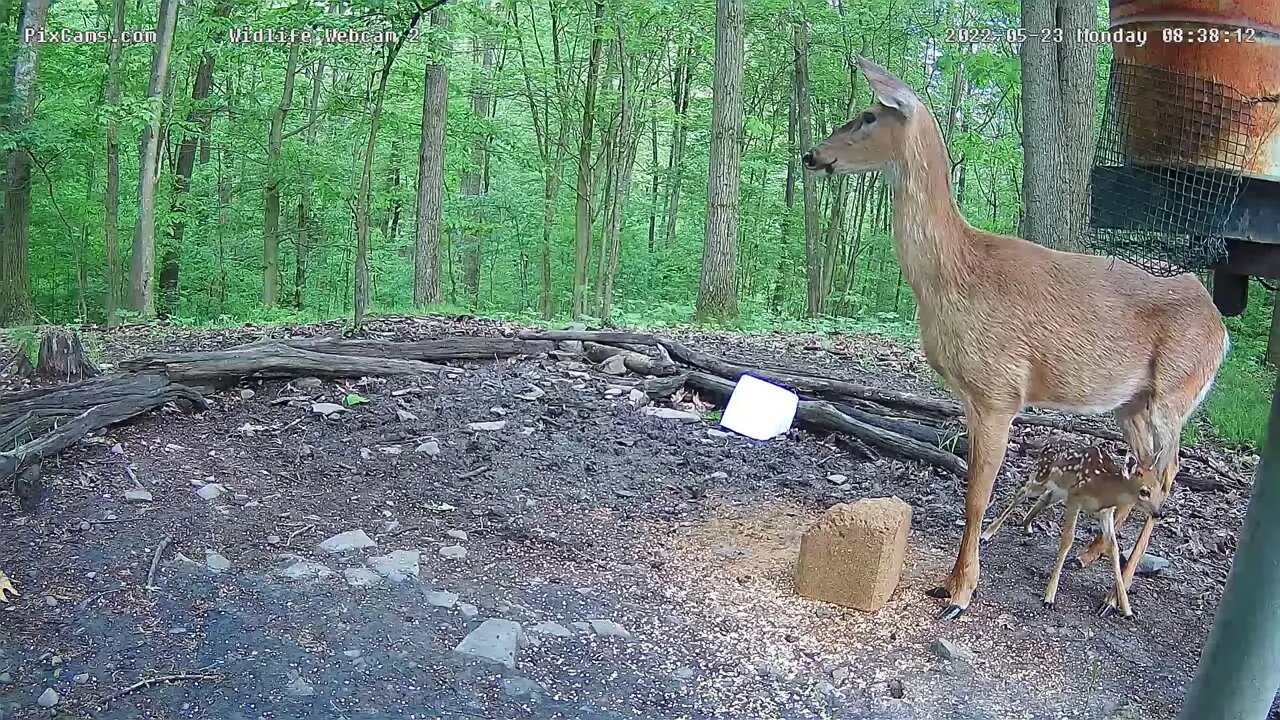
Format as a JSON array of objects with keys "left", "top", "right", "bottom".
[{"left": 35, "top": 328, "right": 100, "bottom": 381}]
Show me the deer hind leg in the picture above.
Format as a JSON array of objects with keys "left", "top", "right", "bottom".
[
  {"left": 929, "top": 403, "right": 1016, "bottom": 620},
  {"left": 1043, "top": 503, "right": 1082, "bottom": 609},
  {"left": 981, "top": 481, "right": 1041, "bottom": 542},
  {"left": 1098, "top": 507, "right": 1133, "bottom": 617},
  {"left": 1076, "top": 402, "right": 1154, "bottom": 568}
]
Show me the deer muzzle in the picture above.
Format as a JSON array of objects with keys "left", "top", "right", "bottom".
[{"left": 801, "top": 149, "right": 832, "bottom": 173}]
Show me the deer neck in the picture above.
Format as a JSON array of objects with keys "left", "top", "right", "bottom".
[{"left": 884, "top": 118, "right": 973, "bottom": 300}]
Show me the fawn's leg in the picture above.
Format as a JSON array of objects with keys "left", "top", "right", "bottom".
[
  {"left": 1081, "top": 401, "right": 1155, "bottom": 567},
  {"left": 1099, "top": 508, "right": 1133, "bottom": 617},
  {"left": 929, "top": 403, "right": 1016, "bottom": 620},
  {"left": 1075, "top": 503, "right": 1132, "bottom": 567},
  {"left": 1019, "top": 490, "right": 1058, "bottom": 533},
  {"left": 981, "top": 482, "right": 1036, "bottom": 542},
  {"left": 1100, "top": 457, "right": 1177, "bottom": 616},
  {"left": 1043, "top": 503, "right": 1081, "bottom": 609}
]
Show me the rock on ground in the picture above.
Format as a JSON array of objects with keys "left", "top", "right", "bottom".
[
  {"left": 454, "top": 619, "right": 525, "bottom": 669},
  {"left": 586, "top": 619, "right": 632, "bottom": 639},
  {"left": 529, "top": 621, "right": 574, "bottom": 638},
  {"left": 36, "top": 688, "right": 58, "bottom": 708},
  {"left": 318, "top": 529, "right": 376, "bottom": 553},
  {"left": 368, "top": 549, "right": 420, "bottom": 582},
  {"left": 424, "top": 590, "right": 459, "bottom": 608}
]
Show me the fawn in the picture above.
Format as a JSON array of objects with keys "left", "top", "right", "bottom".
[
  {"left": 802, "top": 58, "right": 1228, "bottom": 619},
  {"left": 981, "top": 443, "right": 1167, "bottom": 617}
]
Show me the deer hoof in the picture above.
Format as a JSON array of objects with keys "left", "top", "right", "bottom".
[
  {"left": 926, "top": 586, "right": 952, "bottom": 600},
  {"left": 1097, "top": 602, "right": 1118, "bottom": 619},
  {"left": 1042, "top": 600, "right": 1055, "bottom": 610},
  {"left": 937, "top": 604, "right": 966, "bottom": 621}
]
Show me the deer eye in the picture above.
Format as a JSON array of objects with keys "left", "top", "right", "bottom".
[
  {"left": 861, "top": 111, "right": 876, "bottom": 126},
  {"left": 1139, "top": 488, "right": 1151, "bottom": 498}
]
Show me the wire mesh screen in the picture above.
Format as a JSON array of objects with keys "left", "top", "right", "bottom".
[{"left": 1086, "top": 58, "right": 1257, "bottom": 276}]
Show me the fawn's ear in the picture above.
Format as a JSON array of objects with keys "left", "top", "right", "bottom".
[
  {"left": 1123, "top": 452, "right": 1140, "bottom": 479},
  {"left": 855, "top": 56, "right": 920, "bottom": 118}
]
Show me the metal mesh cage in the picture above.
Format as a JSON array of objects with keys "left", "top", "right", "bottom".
[{"left": 1086, "top": 59, "right": 1258, "bottom": 276}]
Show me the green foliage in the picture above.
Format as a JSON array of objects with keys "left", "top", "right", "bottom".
[{"left": 4, "top": 0, "right": 1272, "bottom": 450}]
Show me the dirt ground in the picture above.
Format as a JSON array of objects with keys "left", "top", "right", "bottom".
[{"left": 0, "top": 315, "right": 1265, "bottom": 720}]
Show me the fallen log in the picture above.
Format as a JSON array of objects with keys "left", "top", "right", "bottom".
[
  {"left": 1, "top": 411, "right": 56, "bottom": 451},
  {"left": 523, "top": 329, "right": 1123, "bottom": 443},
  {"left": 0, "top": 373, "right": 177, "bottom": 426},
  {"left": 644, "top": 371, "right": 967, "bottom": 476},
  {"left": 0, "top": 382, "right": 208, "bottom": 481},
  {"left": 583, "top": 342, "right": 679, "bottom": 376},
  {"left": 831, "top": 401, "right": 969, "bottom": 458},
  {"left": 271, "top": 336, "right": 556, "bottom": 361},
  {"left": 119, "top": 343, "right": 449, "bottom": 385}
]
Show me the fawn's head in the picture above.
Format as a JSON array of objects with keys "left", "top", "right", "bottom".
[
  {"left": 1119, "top": 451, "right": 1168, "bottom": 519},
  {"left": 802, "top": 57, "right": 926, "bottom": 176}
]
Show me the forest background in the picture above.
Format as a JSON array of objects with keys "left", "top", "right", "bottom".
[{"left": 0, "top": 0, "right": 1272, "bottom": 447}]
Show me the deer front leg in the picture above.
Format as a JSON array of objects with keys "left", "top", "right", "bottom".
[
  {"left": 1043, "top": 503, "right": 1081, "bottom": 609},
  {"left": 928, "top": 406, "right": 1015, "bottom": 620},
  {"left": 1073, "top": 502, "right": 1133, "bottom": 568}
]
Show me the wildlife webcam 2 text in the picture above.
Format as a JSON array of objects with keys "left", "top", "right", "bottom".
[
  {"left": 802, "top": 57, "right": 1229, "bottom": 620},
  {"left": 226, "top": 27, "right": 413, "bottom": 44}
]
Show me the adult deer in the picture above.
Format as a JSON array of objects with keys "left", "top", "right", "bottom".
[{"left": 802, "top": 57, "right": 1229, "bottom": 619}]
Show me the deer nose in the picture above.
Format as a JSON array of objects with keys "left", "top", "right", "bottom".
[{"left": 801, "top": 150, "right": 816, "bottom": 168}]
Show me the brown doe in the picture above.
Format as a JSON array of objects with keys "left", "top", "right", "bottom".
[
  {"left": 802, "top": 58, "right": 1228, "bottom": 619},
  {"left": 981, "top": 443, "right": 1167, "bottom": 617}
]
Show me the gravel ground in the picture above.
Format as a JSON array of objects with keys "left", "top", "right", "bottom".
[{"left": 0, "top": 315, "right": 1264, "bottom": 719}]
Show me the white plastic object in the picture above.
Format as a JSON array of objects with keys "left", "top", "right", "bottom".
[{"left": 719, "top": 374, "right": 799, "bottom": 441}]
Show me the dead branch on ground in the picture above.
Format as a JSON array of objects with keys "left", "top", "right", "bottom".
[{"left": 645, "top": 372, "right": 969, "bottom": 476}]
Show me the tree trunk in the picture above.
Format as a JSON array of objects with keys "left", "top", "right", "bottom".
[
  {"left": 263, "top": 42, "right": 299, "bottom": 308},
  {"left": 77, "top": 158, "right": 94, "bottom": 321},
  {"left": 771, "top": 86, "right": 799, "bottom": 313},
  {"left": 570, "top": 0, "right": 606, "bottom": 318},
  {"left": 646, "top": 119, "right": 659, "bottom": 253},
  {"left": 414, "top": 8, "right": 448, "bottom": 307},
  {"left": 599, "top": 29, "right": 633, "bottom": 321},
  {"left": 821, "top": 177, "right": 847, "bottom": 299},
  {"left": 159, "top": 0, "right": 228, "bottom": 318},
  {"left": 662, "top": 45, "right": 694, "bottom": 249},
  {"left": 386, "top": 141, "right": 403, "bottom": 246},
  {"left": 460, "top": 18, "right": 494, "bottom": 304},
  {"left": 295, "top": 57, "right": 325, "bottom": 309},
  {"left": 216, "top": 149, "right": 230, "bottom": 312},
  {"left": 0, "top": 0, "right": 49, "bottom": 326},
  {"left": 355, "top": 11, "right": 428, "bottom": 327},
  {"left": 102, "top": 0, "right": 124, "bottom": 327},
  {"left": 793, "top": 20, "right": 821, "bottom": 317},
  {"left": 1020, "top": 0, "right": 1096, "bottom": 250},
  {"left": 128, "top": 0, "right": 179, "bottom": 318},
  {"left": 694, "top": 0, "right": 745, "bottom": 321}
]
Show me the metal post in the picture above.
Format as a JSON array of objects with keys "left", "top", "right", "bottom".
[{"left": 1178, "top": 386, "right": 1280, "bottom": 720}]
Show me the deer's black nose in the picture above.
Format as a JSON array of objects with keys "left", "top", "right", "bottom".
[{"left": 801, "top": 150, "right": 816, "bottom": 168}]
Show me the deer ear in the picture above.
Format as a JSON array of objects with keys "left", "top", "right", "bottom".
[
  {"left": 1123, "top": 452, "right": 1140, "bottom": 478},
  {"left": 855, "top": 56, "right": 919, "bottom": 118}
]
